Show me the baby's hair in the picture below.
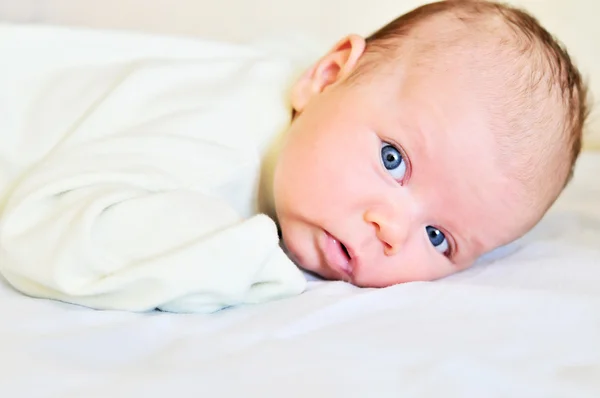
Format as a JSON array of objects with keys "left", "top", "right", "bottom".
[{"left": 351, "top": 0, "right": 589, "bottom": 209}]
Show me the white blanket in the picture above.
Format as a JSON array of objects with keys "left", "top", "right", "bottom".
[{"left": 0, "top": 23, "right": 308, "bottom": 313}]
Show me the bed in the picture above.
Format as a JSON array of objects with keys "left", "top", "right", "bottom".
[{"left": 1, "top": 1, "right": 599, "bottom": 396}]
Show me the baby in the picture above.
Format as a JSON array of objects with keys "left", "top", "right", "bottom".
[
  {"left": 0, "top": 0, "right": 589, "bottom": 312},
  {"left": 267, "top": 0, "right": 589, "bottom": 287}
]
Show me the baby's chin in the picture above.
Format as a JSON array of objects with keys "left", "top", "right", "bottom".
[
  {"left": 302, "top": 266, "right": 343, "bottom": 283},
  {"left": 279, "top": 233, "right": 308, "bottom": 269},
  {"left": 304, "top": 264, "right": 344, "bottom": 282},
  {"left": 278, "top": 231, "right": 337, "bottom": 281}
]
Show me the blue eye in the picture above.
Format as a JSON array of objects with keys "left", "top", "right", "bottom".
[
  {"left": 426, "top": 226, "right": 449, "bottom": 254},
  {"left": 380, "top": 143, "right": 406, "bottom": 181}
]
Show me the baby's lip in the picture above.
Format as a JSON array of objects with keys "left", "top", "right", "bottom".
[{"left": 321, "top": 230, "right": 358, "bottom": 280}]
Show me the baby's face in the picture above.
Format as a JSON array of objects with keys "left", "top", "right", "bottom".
[{"left": 272, "top": 36, "right": 536, "bottom": 287}]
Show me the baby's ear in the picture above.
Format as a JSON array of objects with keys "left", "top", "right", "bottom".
[{"left": 291, "top": 34, "right": 366, "bottom": 113}]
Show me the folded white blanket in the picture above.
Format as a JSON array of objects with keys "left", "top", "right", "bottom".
[{"left": 0, "top": 24, "right": 310, "bottom": 312}]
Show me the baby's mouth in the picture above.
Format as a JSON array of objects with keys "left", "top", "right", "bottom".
[
  {"left": 340, "top": 242, "right": 351, "bottom": 261},
  {"left": 321, "top": 231, "right": 353, "bottom": 277}
]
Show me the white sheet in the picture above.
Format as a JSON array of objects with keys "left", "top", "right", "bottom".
[{"left": 0, "top": 24, "right": 599, "bottom": 398}]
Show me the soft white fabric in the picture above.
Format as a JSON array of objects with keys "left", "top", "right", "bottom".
[{"left": 0, "top": 23, "right": 310, "bottom": 313}]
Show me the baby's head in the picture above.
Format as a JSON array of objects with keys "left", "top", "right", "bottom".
[{"left": 271, "top": 0, "right": 589, "bottom": 287}]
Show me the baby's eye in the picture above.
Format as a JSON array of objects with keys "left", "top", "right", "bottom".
[
  {"left": 426, "top": 226, "right": 449, "bottom": 255},
  {"left": 380, "top": 143, "right": 406, "bottom": 181}
]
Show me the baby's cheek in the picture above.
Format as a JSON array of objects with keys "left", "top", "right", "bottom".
[
  {"left": 279, "top": 220, "right": 316, "bottom": 268},
  {"left": 356, "top": 248, "right": 458, "bottom": 287},
  {"left": 406, "top": 250, "right": 463, "bottom": 282}
]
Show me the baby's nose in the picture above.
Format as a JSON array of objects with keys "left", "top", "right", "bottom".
[{"left": 363, "top": 209, "right": 409, "bottom": 256}]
